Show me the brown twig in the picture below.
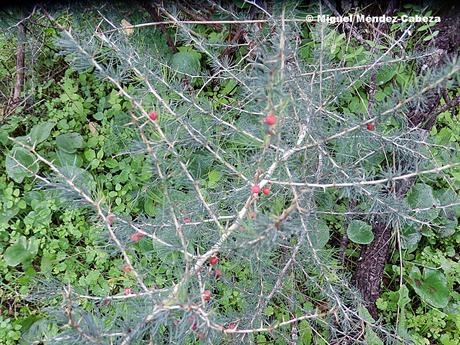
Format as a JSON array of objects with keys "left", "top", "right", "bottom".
[
  {"left": 421, "top": 94, "right": 460, "bottom": 129},
  {"left": 177, "top": 3, "right": 222, "bottom": 30}
]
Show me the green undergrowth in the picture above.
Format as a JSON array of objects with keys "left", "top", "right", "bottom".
[{"left": 0, "top": 3, "right": 459, "bottom": 344}]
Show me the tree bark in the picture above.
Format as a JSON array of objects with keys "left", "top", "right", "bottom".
[{"left": 353, "top": 7, "right": 460, "bottom": 319}]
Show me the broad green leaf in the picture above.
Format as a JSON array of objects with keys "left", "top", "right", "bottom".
[
  {"left": 4, "top": 236, "right": 39, "bottom": 267},
  {"left": 396, "top": 285, "right": 410, "bottom": 338},
  {"left": 30, "top": 121, "right": 55, "bottom": 145},
  {"left": 144, "top": 194, "right": 156, "bottom": 216},
  {"left": 434, "top": 188, "right": 460, "bottom": 218},
  {"left": 358, "top": 304, "right": 375, "bottom": 323},
  {"left": 56, "top": 132, "right": 84, "bottom": 153},
  {"left": 400, "top": 225, "right": 421, "bottom": 249},
  {"left": 347, "top": 220, "right": 374, "bottom": 244},
  {"left": 171, "top": 49, "right": 201, "bottom": 75},
  {"left": 434, "top": 216, "right": 457, "bottom": 238},
  {"left": 409, "top": 267, "right": 449, "bottom": 308},
  {"left": 406, "top": 183, "right": 440, "bottom": 221},
  {"left": 0, "top": 128, "right": 8, "bottom": 145},
  {"left": 221, "top": 79, "right": 238, "bottom": 96},
  {"left": 58, "top": 166, "right": 96, "bottom": 194},
  {"left": 365, "top": 327, "right": 384, "bottom": 345},
  {"left": 310, "top": 219, "right": 330, "bottom": 248},
  {"left": 358, "top": 305, "right": 384, "bottom": 345},
  {"left": 376, "top": 64, "right": 398, "bottom": 85},
  {"left": 207, "top": 170, "right": 222, "bottom": 188},
  {"left": 298, "top": 320, "right": 313, "bottom": 345},
  {"left": 5, "top": 146, "right": 39, "bottom": 183}
]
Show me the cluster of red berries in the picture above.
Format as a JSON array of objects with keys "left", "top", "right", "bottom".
[
  {"left": 210, "top": 255, "right": 222, "bottom": 278},
  {"left": 201, "top": 255, "right": 223, "bottom": 302},
  {"left": 366, "top": 122, "right": 375, "bottom": 131},
  {"left": 251, "top": 184, "right": 270, "bottom": 195}
]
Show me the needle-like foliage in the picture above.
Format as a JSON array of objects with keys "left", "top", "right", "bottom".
[{"left": 7, "top": 2, "right": 460, "bottom": 344}]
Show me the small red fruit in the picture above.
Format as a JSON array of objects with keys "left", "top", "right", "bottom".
[
  {"left": 248, "top": 211, "right": 257, "bottom": 219},
  {"left": 149, "top": 111, "right": 158, "bottom": 121},
  {"left": 191, "top": 321, "right": 198, "bottom": 331},
  {"left": 183, "top": 217, "right": 192, "bottom": 224},
  {"left": 367, "top": 122, "right": 375, "bottom": 131},
  {"left": 209, "top": 255, "right": 219, "bottom": 266},
  {"left": 203, "top": 290, "right": 211, "bottom": 302},
  {"left": 262, "top": 187, "right": 270, "bottom": 195},
  {"left": 213, "top": 268, "right": 222, "bottom": 279},
  {"left": 226, "top": 322, "right": 237, "bottom": 330},
  {"left": 102, "top": 298, "right": 110, "bottom": 306},
  {"left": 124, "top": 288, "right": 132, "bottom": 295},
  {"left": 251, "top": 185, "right": 260, "bottom": 194},
  {"left": 264, "top": 113, "right": 276, "bottom": 126},
  {"left": 122, "top": 264, "right": 132, "bottom": 273},
  {"left": 107, "top": 214, "right": 115, "bottom": 226},
  {"left": 130, "top": 231, "right": 145, "bottom": 242}
]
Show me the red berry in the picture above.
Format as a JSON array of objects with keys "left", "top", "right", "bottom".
[
  {"left": 124, "top": 288, "right": 132, "bottom": 295},
  {"left": 149, "top": 111, "right": 157, "bottom": 121},
  {"left": 262, "top": 187, "right": 270, "bottom": 195},
  {"left": 203, "top": 290, "right": 211, "bottom": 302},
  {"left": 367, "top": 122, "right": 375, "bottom": 131},
  {"left": 213, "top": 268, "right": 222, "bottom": 279},
  {"left": 122, "top": 264, "right": 132, "bottom": 273},
  {"left": 102, "top": 298, "right": 110, "bottom": 306},
  {"left": 226, "top": 322, "right": 237, "bottom": 330},
  {"left": 248, "top": 211, "right": 257, "bottom": 219},
  {"left": 209, "top": 255, "right": 219, "bottom": 266},
  {"left": 183, "top": 217, "right": 192, "bottom": 224},
  {"left": 191, "top": 321, "right": 198, "bottom": 331},
  {"left": 264, "top": 114, "right": 276, "bottom": 126},
  {"left": 251, "top": 185, "right": 260, "bottom": 194},
  {"left": 130, "top": 232, "right": 144, "bottom": 242},
  {"left": 107, "top": 214, "right": 114, "bottom": 226}
]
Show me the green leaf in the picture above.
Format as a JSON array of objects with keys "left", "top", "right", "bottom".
[
  {"left": 396, "top": 285, "right": 410, "bottom": 338},
  {"left": 298, "top": 320, "right": 313, "bottom": 345},
  {"left": 144, "top": 193, "right": 156, "bottom": 216},
  {"left": 56, "top": 132, "right": 84, "bottom": 153},
  {"left": 171, "top": 49, "right": 201, "bottom": 75},
  {"left": 376, "top": 64, "right": 398, "bottom": 85},
  {"left": 207, "top": 170, "right": 222, "bottom": 188},
  {"left": 406, "top": 183, "right": 440, "bottom": 221},
  {"left": 310, "top": 219, "right": 330, "bottom": 248},
  {"left": 4, "top": 236, "right": 39, "bottom": 267},
  {"left": 5, "top": 146, "right": 39, "bottom": 183},
  {"left": 29, "top": 121, "right": 55, "bottom": 145},
  {"left": 358, "top": 305, "right": 383, "bottom": 345},
  {"left": 365, "top": 327, "right": 384, "bottom": 345},
  {"left": 347, "top": 220, "right": 374, "bottom": 244},
  {"left": 434, "top": 188, "right": 460, "bottom": 218},
  {"left": 409, "top": 267, "right": 449, "bottom": 308},
  {"left": 400, "top": 225, "right": 421, "bottom": 249}
]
